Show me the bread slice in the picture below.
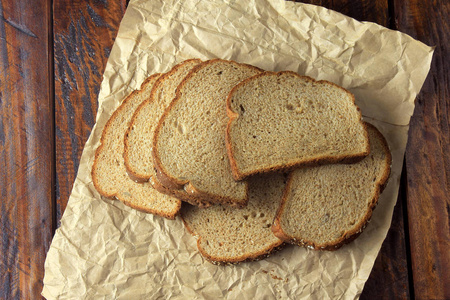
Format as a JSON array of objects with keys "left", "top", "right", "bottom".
[
  {"left": 152, "top": 59, "right": 263, "bottom": 207},
  {"left": 272, "top": 123, "right": 391, "bottom": 250},
  {"left": 181, "top": 173, "right": 286, "bottom": 264},
  {"left": 124, "top": 59, "right": 201, "bottom": 181},
  {"left": 92, "top": 74, "right": 181, "bottom": 219},
  {"left": 226, "top": 71, "right": 370, "bottom": 180},
  {"left": 149, "top": 171, "right": 211, "bottom": 208},
  {"left": 123, "top": 59, "right": 207, "bottom": 206}
]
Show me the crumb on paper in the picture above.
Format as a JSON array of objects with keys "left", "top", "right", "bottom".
[{"left": 271, "top": 274, "right": 283, "bottom": 281}]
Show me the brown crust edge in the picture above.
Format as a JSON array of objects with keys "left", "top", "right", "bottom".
[
  {"left": 225, "top": 71, "right": 370, "bottom": 181},
  {"left": 119, "top": 197, "right": 181, "bottom": 220},
  {"left": 91, "top": 73, "right": 181, "bottom": 219},
  {"left": 180, "top": 208, "right": 285, "bottom": 265},
  {"left": 153, "top": 166, "right": 249, "bottom": 208},
  {"left": 123, "top": 59, "right": 203, "bottom": 182},
  {"left": 149, "top": 175, "right": 212, "bottom": 208},
  {"left": 271, "top": 122, "right": 392, "bottom": 251},
  {"left": 151, "top": 59, "right": 263, "bottom": 206}
]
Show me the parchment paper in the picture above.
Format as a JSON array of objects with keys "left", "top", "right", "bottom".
[{"left": 42, "top": 0, "right": 433, "bottom": 299}]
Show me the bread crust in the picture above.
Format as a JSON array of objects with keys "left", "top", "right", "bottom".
[
  {"left": 123, "top": 58, "right": 202, "bottom": 182},
  {"left": 91, "top": 73, "right": 181, "bottom": 219},
  {"left": 225, "top": 71, "right": 370, "bottom": 181},
  {"left": 180, "top": 209, "right": 285, "bottom": 264},
  {"left": 152, "top": 59, "right": 263, "bottom": 207},
  {"left": 152, "top": 162, "right": 249, "bottom": 208},
  {"left": 271, "top": 122, "right": 392, "bottom": 250},
  {"left": 149, "top": 175, "right": 212, "bottom": 208}
]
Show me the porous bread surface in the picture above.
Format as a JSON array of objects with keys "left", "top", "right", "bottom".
[
  {"left": 181, "top": 173, "right": 286, "bottom": 264},
  {"left": 124, "top": 59, "right": 202, "bottom": 182},
  {"left": 153, "top": 59, "right": 262, "bottom": 206},
  {"left": 91, "top": 74, "right": 181, "bottom": 219},
  {"left": 272, "top": 123, "right": 391, "bottom": 250},
  {"left": 226, "top": 71, "right": 369, "bottom": 180}
]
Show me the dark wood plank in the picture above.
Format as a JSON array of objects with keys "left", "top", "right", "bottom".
[
  {"left": 296, "top": 0, "right": 389, "bottom": 25},
  {"left": 297, "top": 1, "right": 411, "bottom": 298},
  {"left": 393, "top": 0, "right": 450, "bottom": 299},
  {"left": 53, "top": 0, "right": 127, "bottom": 224},
  {"left": 0, "top": 0, "right": 53, "bottom": 299},
  {"left": 361, "top": 165, "right": 411, "bottom": 300}
]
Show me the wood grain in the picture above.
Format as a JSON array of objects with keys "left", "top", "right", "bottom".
[
  {"left": 394, "top": 0, "right": 450, "bottom": 299},
  {"left": 297, "top": 1, "right": 411, "bottom": 298},
  {"left": 296, "top": 0, "right": 389, "bottom": 25},
  {"left": 53, "top": 0, "right": 127, "bottom": 224},
  {"left": 0, "top": 0, "right": 53, "bottom": 299},
  {"left": 361, "top": 165, "right": 411, "bottom": 300}
]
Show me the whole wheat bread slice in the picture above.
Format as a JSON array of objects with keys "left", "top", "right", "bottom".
[
  {"left": 181, "top": 173, "right": 286, "bottom": 264},
  {"left": 91, "top": 74, "right": 181, "bottom": 219},
  {"left": 272, "top": 123, "right": 391, "bottom": 250},
  {"left": 123, "top": 59, "right": 207, "bottom": 206},
  {"left": 226, "top": 71, "right": 370, "bottom": 180},
  {"left": 152, "top": 59, "right": 262, "bottom": 207},
  {"left": 149, "top": 170, "right": 211, "bottom": 208},
  {"left": 124, "top": 59, "right": 201, "bottom": 181}
]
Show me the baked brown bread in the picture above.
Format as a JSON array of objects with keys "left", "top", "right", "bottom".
[
  {"left": 91, "top": 74, "right": 181, "bottom": 219},
  {"left": 149, "top": 171, "right": 211, "bottom": 208},
  {"left": 181, "top": 173, "right": 286, "bottom": 264},
  {"left": 152, "top": 59, "right": 262, "bottom": 207},
  {"left": 124, "top": 59, "right": 201, "bottom": 181},
  {"left": 272, "top": 123, "right": 391, "bottom": 250},
  {"left": 123, "top": 59, "right": 207, "bottom": 207},
  {"left": 226, "top": 71, "right": 370, "bottom": 181}
]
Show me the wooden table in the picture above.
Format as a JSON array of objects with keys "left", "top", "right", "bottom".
[{"left": 1, "top": 0, "right": 448, "bottom": 299}]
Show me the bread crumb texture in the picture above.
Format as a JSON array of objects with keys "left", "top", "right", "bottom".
[
  {"left": 153, "top": 59, "right": 262, "bottom": 206},
  {"left": 124, "top": 59, "right": 201, "bottom": 181},
  {"left": 274, "top": 124, "right": 391, "bottom": 249},
  {"left": 181, "top": 173, "right": 286, "bottom": 263},
  {"left": 227, "top": 71, "right": 369, "bottom": 179},
  {"left": 92, "top": 74, "right": 181, "bottom": 219}
]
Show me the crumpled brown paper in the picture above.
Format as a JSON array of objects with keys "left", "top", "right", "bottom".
[{"left": 42, "top": 0, "right": 433, "bottom": 299}]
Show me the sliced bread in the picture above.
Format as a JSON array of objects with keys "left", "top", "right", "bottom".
[
  {"left": 226, "top": 71, "right": 370, "bottom": 180},
  {"left": 91, "top": 74, "right": 181, "bottom": 219},
  {"left": 152, "top": 59, "right": 263, "bottom": 207},
  {"left": 123, "top": 59, "right": 207, "bottom": 206},
  {"left": 149, "top": 171, "right": 212, "bottom": 208},
  {"left": 272, "top": 123, "right": 391, "bottom": 250},
  {"left": 181, "top": 173, "right": 286, "bottom": 264},
  {"left": 124, "top": 59, "right": 201, "bottom": 181}
]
